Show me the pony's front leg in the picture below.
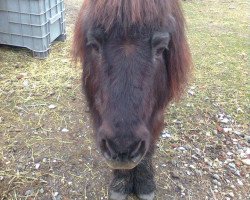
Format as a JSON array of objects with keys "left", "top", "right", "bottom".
[
  {"left": 109, "top": 169, "right": 133, "bottom": 200},
  {"left": 133, "top": 154, "right": 156, "bottom": 200},
  {"left": 109, "top": 154, "right": 155, "bottom": 200}
]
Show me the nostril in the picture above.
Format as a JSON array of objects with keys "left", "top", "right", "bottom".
[
  {"left": 101, "top": 139, "right": 117, "bottom": 160},
  {"left": 130, "top": 140, "right": 145, "bottom": 160}
]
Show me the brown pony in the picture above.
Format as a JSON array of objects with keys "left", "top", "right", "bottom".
[{"left": 73, "top": 0, "right": 191, "bottom": 199}]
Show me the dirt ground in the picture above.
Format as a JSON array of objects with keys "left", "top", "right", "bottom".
[{"left": 0, "top": 0, "right": 249, "bottom": 199}]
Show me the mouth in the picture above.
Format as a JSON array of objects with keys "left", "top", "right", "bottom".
[{"left": 103, "top": 153, "right": 145, "bottom": 170}]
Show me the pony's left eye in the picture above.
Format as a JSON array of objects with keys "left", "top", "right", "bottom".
[
  {"left": 155, "top": 47, "right": 166, "bottom": 57},
  {"left": 152, "top": 32, "right": 170, "bottom": 59}
]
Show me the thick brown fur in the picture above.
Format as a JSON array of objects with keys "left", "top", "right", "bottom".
[{"left": 73, "top": 0, "right": 192, "bottom": 198}]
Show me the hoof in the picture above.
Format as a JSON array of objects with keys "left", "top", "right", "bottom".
[
  {"left": 110, "top": 190, "right": 128, "bottom": 200},
  {"left": 138, "top": 192, "right": 155, "bottom": 200}
]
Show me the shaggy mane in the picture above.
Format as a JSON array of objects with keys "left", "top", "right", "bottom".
[
  {"left": 73, "top": 0, "right": 192, "bottom": 100},
  {"left": 86, "top": 0, "right": 175, "bottom": 30}
]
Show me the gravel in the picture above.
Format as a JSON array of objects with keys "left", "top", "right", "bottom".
[
  {"left": 25, "top": 189, "right": 34, "bottom": 196},
  {"left": 61, "top": 128, "right": 69, "bottom": 133},
  {"left": 241, "top": 159, "right": 250, "bottom": 166},
  {"left": 211, "top": 174, "right": 220, "bottom": 180},
  {"left": 245, "top": 136, "right": 250, "bottom": 143},
  {"left": 48, "top": 104, "right": 57, "bottom": 109},
  {"left": 212, "top": 179, "right": 221, "bottom": 186}
]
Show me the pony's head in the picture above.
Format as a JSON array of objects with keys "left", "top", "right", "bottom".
[{"left": 73, "top": 0, "right": 191, "bottom": 169}]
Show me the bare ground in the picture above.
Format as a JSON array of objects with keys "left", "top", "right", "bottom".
[{"left": 0, "top": 0, "right": 249, "bottom": 200}]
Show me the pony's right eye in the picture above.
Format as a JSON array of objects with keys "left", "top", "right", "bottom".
[{"left": 87, "top": 29, "right": 104, "bottom": 54}]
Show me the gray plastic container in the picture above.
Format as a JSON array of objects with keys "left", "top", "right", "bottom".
[{"left": 0, "top": 0, "right": 66, "bottom": 58}]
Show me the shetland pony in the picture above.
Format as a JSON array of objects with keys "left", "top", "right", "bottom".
[{"left": 73, "top": 0, "right": 191, "bottom": 199}]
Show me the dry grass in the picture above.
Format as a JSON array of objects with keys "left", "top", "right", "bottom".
[{"left": 0, "top": 0, "right": 249, "bottom": 199}]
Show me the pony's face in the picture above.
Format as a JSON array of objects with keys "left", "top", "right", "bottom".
[
  {"left": 74, "top": 0, "right": 191, "bottom": 170},
  {"left": 84, "top": 27, "right": 171, "bottom": 169}
]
